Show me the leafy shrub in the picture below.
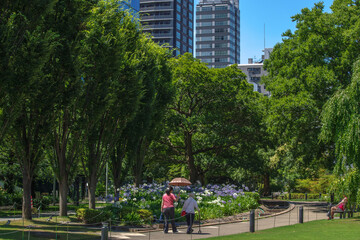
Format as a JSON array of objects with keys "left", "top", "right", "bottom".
[
  {"left": 244, "top": 192, "right": 260, "bottom": 202},
  {"left": 76, "top": 208, "right": 111, "bottom": 224},
  {"left": 33, "top": 196, "right": 52, "bottom": 210},
  {"left": 0, "top": 189, "right": 22, "bottom": 207},
  {"left": 137, "top": 209, "right": 153, "bottom": 221},
  {"left": 124, "top": 211, "right": 142, "bottom": 225}
]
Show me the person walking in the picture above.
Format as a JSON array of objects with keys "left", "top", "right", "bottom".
[
  {"left": 182, "top": 193, "right": 200, "bottom": 234},
  {"left": 161, "top": 186, "right": 179, "bottom": 233}
]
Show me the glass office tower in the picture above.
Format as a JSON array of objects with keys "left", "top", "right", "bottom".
[
  {"left": 196, "top": 0, "right": 240, "bottom": 68},
  {"left": 140, "top": 0, "right": 194, "bottom": 56}
]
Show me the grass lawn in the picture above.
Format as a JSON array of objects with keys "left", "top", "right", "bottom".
[
  {"left": 206, "top": 217, "right": 360, "bottom": 240},
  {"left": 0, "top": 216, "right": 100, "bottom": 240}
]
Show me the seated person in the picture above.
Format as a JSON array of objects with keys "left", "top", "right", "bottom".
[{"left": 329, "top": 195, "right": 347, "bottom": 220}]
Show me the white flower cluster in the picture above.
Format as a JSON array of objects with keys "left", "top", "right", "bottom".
[{"left": 207, "top": 197, "right": 224, "bottom": 207}]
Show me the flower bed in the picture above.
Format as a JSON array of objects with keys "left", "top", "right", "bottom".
[{"left": 101, "top": 183, "right": 259, "bottom": 224}]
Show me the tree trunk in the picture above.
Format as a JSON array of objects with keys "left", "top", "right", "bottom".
[
  {"left": 88, "top": 180, "right": 97, "bottom": 209},
  {"left": 185, "top": 131, "right": 197, "bottom": 183},
  {"left": 73, "top": 176, "right": 80, "bottom": 206},
  {"left": 22, "top": 171, "right": 32, "bottom": 220},
  {"left": 134, "top": 138, "right": 147, "bottom": 187},
  {"left": 58, "top": 175, "right": 68, "bottom": 216},
  {"left": 263, "top": 173, "right": 270, "bottom": 196}
]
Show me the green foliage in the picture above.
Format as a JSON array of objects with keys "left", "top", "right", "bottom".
[
  {"left": 263, "top": 1, "right": 360, "bottom": 185},
  {"left": 320, "top": 60, "right": 360, "bottom": 172},
  {"left": 76, "top": 208, "right": 111, "bottom": 224},
  {"left": 329, "top": 168, "right": 360, "bottom": 206},
  {"left": 0, "top": 188, "right": 22, "bottom": 207},
  {"left": 294, "top": 170, "right": 335, "bottom": 193},
  {"left": 32, "top": 196, "right": 53, "bottom": 210},
  {"left": 157, "top": 54, "right": 263, "bottom": 184}
]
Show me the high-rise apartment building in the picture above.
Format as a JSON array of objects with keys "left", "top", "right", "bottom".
[
  {"left": 139, "top": 0, "right": 194, "bottom": 56},
  {"left": 196, "top": 0, "right": 240, "bottom": 68}
]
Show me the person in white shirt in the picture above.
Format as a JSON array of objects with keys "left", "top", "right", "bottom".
[{"left": 182, "top": 193, "right": 200, "bottom": 234}]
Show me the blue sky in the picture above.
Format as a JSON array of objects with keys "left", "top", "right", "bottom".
[{"left": 195, "top": 0, "right": 334, "bottom": 63}]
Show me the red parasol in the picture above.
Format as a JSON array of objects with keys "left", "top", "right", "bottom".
[{"left": 169, "top": 177, "right": 192, "bottom": 186}]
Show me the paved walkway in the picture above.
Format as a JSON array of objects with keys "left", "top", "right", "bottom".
[{"left": 108, "top": 202, "right": 329, "bottom": 240}]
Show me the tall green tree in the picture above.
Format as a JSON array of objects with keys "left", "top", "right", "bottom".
[
  {"left": 320, "top": 60, "right": 360, "bottom": 172},
  {"left": 78, "top": 0, "right": 143, "bottom": 209},
  {"left": 162, "top": 54, "right": 262, "bottom": 184},
  {"left": 111, "top": 35, "right": 174, "bottom": 190},
  {"left": 44, "top": 0, "right": 97, "bottom": 216},
  {"left": 0, "top": 0, "right": 59, "bottom": 219}
]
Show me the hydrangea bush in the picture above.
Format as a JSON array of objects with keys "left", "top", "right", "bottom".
[{"left": 104, "top": 183, "right": 259, "bottom": 223}]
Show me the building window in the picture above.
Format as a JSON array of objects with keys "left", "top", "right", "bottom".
[
  {"left": 201, "top": 14, "right": 213, "bottom": 19},
  {"left": 215, "top": 13, "right": 228, "bottom": 18},
  {"left": 176, "top": 22, "right": 181, "bottom": 30},
  {"left": 202, "top": 59, "right": 213, "bottom": 63},
  {"left": 177, "top": 13, "right": 181, "bottom": 21},
  {"left": 176, "top": 31, "right": 181, "bottom": 39},
  {"left": 215, "top": 28, "right": 227, "bottom": 33},
  {"left": 201, "top": 21, "right": 212, "bottom": 26},
  {"left": 248, "top": 68, "right": 261, "bottom": 74},
  {"left": 215, "top": 58, "right": 228, "bottom": 62},
  {"left": 215, "top": 50, "right": 228, "bottom": 56},
  {"left": 250, "top": 77, "right": 261, "bottom": 81},
  {"left": 189, "top": 13, "right": 193, "bottom": 20},
  {"left": 199, "top": 43, "right": 212, "bottom": 48},
  {"left": 200, "top": 36, "right": 213, "bottom": 41},
  {"left": 201, "top": 29, "right": 212, "bottom": 34},
  {"left": 176, "top": 41, "right": 181, "bottom": 48},
  {"left": 215, "top": 21, "right": 228, "bottom": 26},
  {"left": 215, "top": 43, "right": 227, "bottom": 48},
  {"left": 215, "top": 6, "right": 228, "bottom": 11},
  {"left": 201, "top": 7, "right": 212, "bottom": 11},
  {"left": 189, "top": 30, "right": 193, "bottom": 37},
  {"left": 177, "top": 4, "right": 181, "bottom": 12},
  {"left": 198, "top": 51, "right": 213, "bottom": 56},
  {"left": 215, "top": 35, "right": 228, "bottom": 40}
]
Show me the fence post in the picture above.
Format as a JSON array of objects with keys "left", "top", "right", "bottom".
[
  {"left": 319, "top": 193, "right": 322, "bottom": 200},
  {"left": 331, "top": 193, "right": 334, "bottom": 203},
  {"left": 289, "top": 193, "right": 291, "bottom": 200},
  {"left": 22, "top": 217, "right": 24, "bottom": 240},
  {"left": 101, "top": 222, "right": 108, "bottom": 240},
  {"left": 249, "top": 210, "right": 255, "bottom": 233},
  {"left": 305, "top": 193, "right": 307, "bottom": 200},
  {"left": 299, "top": 206, "right": 303, "bottom": 223}
]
